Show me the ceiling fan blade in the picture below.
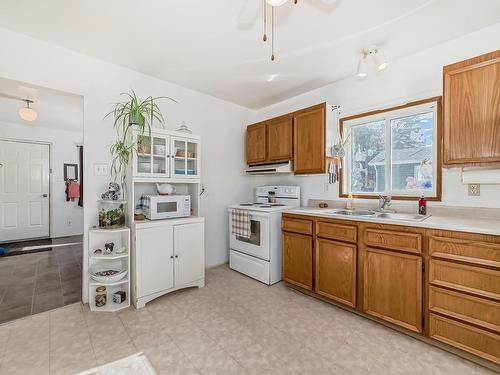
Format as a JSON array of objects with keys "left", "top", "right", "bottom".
[{"left": 237, "top": 0, "right": 261, "bottom": 27}]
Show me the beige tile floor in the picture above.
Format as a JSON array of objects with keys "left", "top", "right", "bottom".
[{"left": 0, "top": 265, "right": 496, "bottom": 375}]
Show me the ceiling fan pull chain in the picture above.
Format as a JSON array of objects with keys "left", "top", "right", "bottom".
[
  {"left": 271, "top": 5, "right": 275, "bottom": 61},
  {"left": 263, "top": 0, "right": 267, "bottom": 42}
]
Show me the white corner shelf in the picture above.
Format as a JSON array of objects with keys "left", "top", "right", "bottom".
[
  {"left": 89, "top": 252, "right": 129, "bottom": 260},
  {"left": 88, "top": 227, "right": 130, "bottom": 312}
]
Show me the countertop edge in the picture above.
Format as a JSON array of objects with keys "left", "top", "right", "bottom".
[{"left": 282, "top": 208, "right": 500, "bottom": 237}]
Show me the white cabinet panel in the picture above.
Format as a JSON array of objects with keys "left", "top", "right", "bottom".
[
  {"left": 174, "top": 222, "right": 205, "bottom": 286},
  {"left": 136, "top": 225, "right": 174, "bottom": 297}
]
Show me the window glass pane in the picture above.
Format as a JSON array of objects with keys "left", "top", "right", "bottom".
[
  {"left": 350, "top": 120, "right": 385, "bottom": 193},
  {"left": 390, "top": 112, "right": 434, "bottom": 192}
]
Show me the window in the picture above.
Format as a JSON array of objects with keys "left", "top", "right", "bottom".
[{"left": 340, "top": 98, "right": 441, "bottom": 200}]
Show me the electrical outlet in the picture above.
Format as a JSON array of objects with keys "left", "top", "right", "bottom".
[
  {"left": 324, "top": 184, "right": 332, "bottom": 193},
  {"left": 468, "top": 184, "right": 480, "bottom": 196},
  {"left": 94, "top": 163, "right": 108, "bottom": 176}
]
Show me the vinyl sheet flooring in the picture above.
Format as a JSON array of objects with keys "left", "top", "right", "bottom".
[
  {"left": 0, "top": 264, "right": 496, "bottom": 375},
  {"left": 0, "top": 235, "right": 82, "bottom": 323}
]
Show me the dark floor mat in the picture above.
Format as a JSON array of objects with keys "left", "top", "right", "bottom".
[{"left": 0, "top": 238, "right": 53, "bottom": 257}]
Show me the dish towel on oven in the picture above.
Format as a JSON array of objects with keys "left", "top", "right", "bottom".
[{"left": 231, "top": 209, "right": 251, "bottom": 239}]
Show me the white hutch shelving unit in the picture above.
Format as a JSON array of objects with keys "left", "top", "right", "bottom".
[
  {"left": 127, "top": 128, "right": 205, "bottom": 308},
  {"left": 88, "top": 227, "right": 131, "bottom": 312}
]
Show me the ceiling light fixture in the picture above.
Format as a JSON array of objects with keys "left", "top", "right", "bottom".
[
  {"left": 262, "top": 0, "right": 298, "bottom": 61},
  {"left": 19, "top": 99, "right": 37, "bottom": 122},
  {"left": 356, "top": 46, "right": 388, "bottom": 77},
  {"left": 356, "top": 54, "right": 369, "bottom": 78}
]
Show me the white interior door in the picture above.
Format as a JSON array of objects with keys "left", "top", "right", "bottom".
[
  {"left": 0, "top": 141, "right": 50, "bottom": 242},
  {"left": 174, "top": 222, "right": 204, "bottom": 286}
]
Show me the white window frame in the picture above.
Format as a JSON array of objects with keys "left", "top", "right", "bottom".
[{"left": 342, "top": 100, "right": 439, "bottom": 199}]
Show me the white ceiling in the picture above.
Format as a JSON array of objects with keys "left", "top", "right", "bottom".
[
  {"left": 0, "top": 77, "right": 83, "bottom": 132},
  {"left": 0, "top": 0, "right": 499, "bottom": 109}
]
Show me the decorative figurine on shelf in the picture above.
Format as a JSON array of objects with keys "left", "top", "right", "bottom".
[
  {"left": 103, "top": 242, "right": 115, "bottom": 255},
  {"left": 101, "top": 182, "right": 121, "bottom": 201}
]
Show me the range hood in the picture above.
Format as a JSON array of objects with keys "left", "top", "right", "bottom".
[{"left": 245, "top": 161, "right": 293, "bottom": 175}]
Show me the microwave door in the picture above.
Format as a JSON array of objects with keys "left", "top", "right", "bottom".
[{"left": 157, "top": 201, "right": 178, "bottom": 214}]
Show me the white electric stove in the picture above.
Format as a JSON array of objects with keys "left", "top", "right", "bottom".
[{"left": 228, "top": 186, "right": 300, "bottom": 285}]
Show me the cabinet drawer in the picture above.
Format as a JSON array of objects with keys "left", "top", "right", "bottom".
[
  {"left": 282, "top": 217, "right": 313, "bottom": 235},
  {"left": 429, "top": 260, "right": 500, "bottom": 301},
  {"left": 429, "top": 314, "right": 500, "bottom": 365},
  {"left": 430, "top": 236, "right": 500, "bottom": 268},
  {"left": 364, "top": 229, "right": 422, "bottom": 254},
  {"left": 316, "top": 221, "right": 357, "bottom": 243},
  {"left": 429, "top": 286, "right": 500, "bottom": 333}
]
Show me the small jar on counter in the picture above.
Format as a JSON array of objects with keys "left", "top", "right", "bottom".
[{"left": 95, "top": 286, "right": 107, "bottom": 307}]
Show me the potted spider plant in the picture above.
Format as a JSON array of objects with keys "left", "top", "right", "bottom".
[{"left": 106, "top": 90, "right": 176, "bottom": 186}]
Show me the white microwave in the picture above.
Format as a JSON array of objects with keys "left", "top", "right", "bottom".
[{"left": 142, "top": 195, "right": 191, "bottom": 220}]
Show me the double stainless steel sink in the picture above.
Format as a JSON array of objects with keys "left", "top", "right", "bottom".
[{"left": 327, "top": 209, "right": 430, "bottom": 222}]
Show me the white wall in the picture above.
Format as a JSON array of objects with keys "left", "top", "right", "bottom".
[
  {"left": 0, "top": 121, "right": 84, "bottom": 237},
  {"left": 252, "top": 22, "right": 500, "bottom": 208},
  {"left": 0, "top": 27, "right": 254, "bottom": 302}
]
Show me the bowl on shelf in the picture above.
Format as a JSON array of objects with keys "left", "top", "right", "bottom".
[
  {"left": 138, "top": 162, "right": 151, "bottom": 173},
  {"left": 90, "top": 268, "right": 128, "bottom": 283},
  {"left": 153, "top": 145, "right": 166, "bottom": 155}
]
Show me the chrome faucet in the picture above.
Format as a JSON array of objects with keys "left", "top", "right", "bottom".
[{"left": 378, "top": 195, "right": 393, "bottom": 212}]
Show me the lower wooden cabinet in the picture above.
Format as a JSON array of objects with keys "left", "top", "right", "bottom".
[
  {"left": 315, "top": 238, "right": 357, "bottom": 307},
  {"left": 429, "top": 314, "right": 500, "bottom": 365},
  {"left": 282, "top": 231, "right": 313, "bottom": 290},
  {"left": 363, "top": 247, "right": 423, "bottom": 332}
]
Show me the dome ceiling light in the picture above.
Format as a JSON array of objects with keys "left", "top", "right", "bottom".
[
  {"left": 356, "top": 46, "right": 389, "bottom": 77},
  {"left": 19, "top": 99, "right": 38, "bottom": 122}
]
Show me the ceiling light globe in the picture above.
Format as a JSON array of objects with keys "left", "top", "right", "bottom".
[
  {"left": 356, "top": 55, "right": 369, "bottom": 78},
  {"left": 266, "top": 0, "right": 289, "bottom": 6},
  {"left": 374, "top": 49, "right": 388, "bottom": 71},
  {"left": 19, "top": 107, "right": 37, "bottom": 122}
]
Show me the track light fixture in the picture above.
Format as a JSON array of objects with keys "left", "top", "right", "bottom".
[{"left": 356, "top": 46, "right": 388, "bottom": 77}]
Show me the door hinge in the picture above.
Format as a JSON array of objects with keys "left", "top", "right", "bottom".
[
  {"left": 422, "top": 316, "right": 425, "bottom": 327},
  {"left": 422, "top": 263, "right": 425, "bottom": 272}
]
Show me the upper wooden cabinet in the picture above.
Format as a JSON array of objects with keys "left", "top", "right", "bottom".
[
  {"left": 293, "top": 104, "right": 327, "bottom": 174},
  {"left": 443, "top": 50, "right": 500, "bottom": 166},
  {"left": 267, "top": 115, "right": 293, "bottom": 161},
  {"left": 246, "top": 122, "right": 267, "bottom": 164},
  {"left": 245, "top": 102, "right": 332, "bottom": 173}
]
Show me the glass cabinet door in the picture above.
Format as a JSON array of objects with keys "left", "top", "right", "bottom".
[
  {"left": 171, "top": 137, "right": 200, "bottom": 178},
  {"left": 152, "top": 135, "right": 169, "bottom": 177},
  {"left": 135, "top": 134, "right": 152, "bottom": 175},
  {"left": 134, "top": 133, "right": 170, "bottom": 177}
]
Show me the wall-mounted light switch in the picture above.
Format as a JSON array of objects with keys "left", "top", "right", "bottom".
[
  {"left": 468, "top": 184, "right": 480, "bottom": 196},
  {"left": 94, "top": 163, "right": 108, "bottom": 176}
]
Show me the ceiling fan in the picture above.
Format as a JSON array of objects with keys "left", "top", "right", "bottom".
[{"left": 238, "top": 0, "right": 338, "bottom": 61}]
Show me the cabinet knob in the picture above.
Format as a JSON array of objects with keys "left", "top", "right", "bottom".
[
  {"left": 170, "top": 255, "right": 174, "bottom": 259},
  {"left": 175, "top": 255, "right": 179, "bottom": 258}
]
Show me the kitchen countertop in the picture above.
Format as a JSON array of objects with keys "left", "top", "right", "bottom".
[{"left": 283, "top": 207, "right": 500, "bottom": 236}]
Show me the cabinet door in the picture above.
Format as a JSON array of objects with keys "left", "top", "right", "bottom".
[
  {"left": 246, "top": 122, "right": 267, "bottom": 164},
  {"left": 174, "top": 222, "right": 205, "bottom": 286},
  {"left": 170, "top": 137, "right": 200, "bottom": 178},
  {"left": 363, "top": 247, "right": 423, "bottom": 332},
  {"left": 444, "top": 50, "right": 500, "bottom": 165},
  {"left": 134, "top": 133, "right": 153, "bottom": 177},
  {"left": 316, "top": 239, "right": 357, "bottom": 307},
  {"left": 152, "top": 134, "right": 170, "bottom": 177},
  {"left": 282, "top": 231, "right": 313, "bottom": 290},
  {"left": 136, "top": 225, "right": 174, "bottom": 297},
  {"left": 293, "top": 104, "right": 326, "bottom": 174},
  {"left": 267, "top": 116, "right": 293, "bottom": 161}
]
